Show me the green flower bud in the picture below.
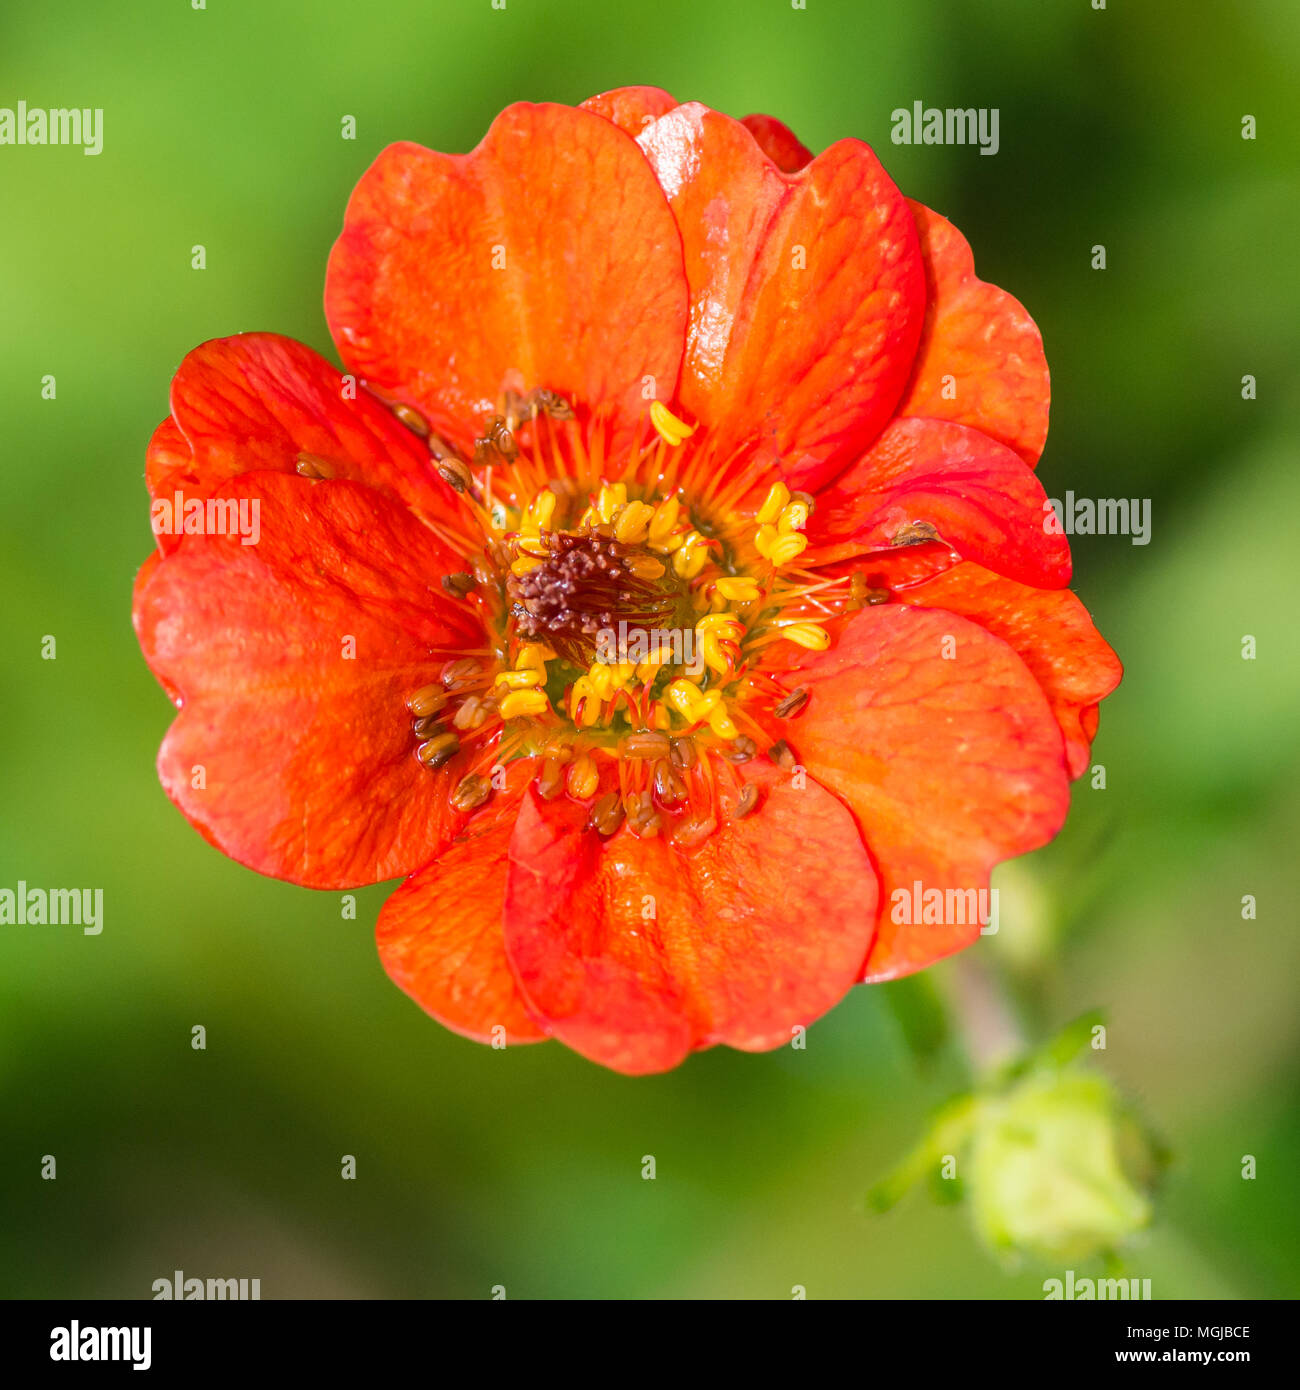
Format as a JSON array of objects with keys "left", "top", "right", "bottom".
[{"left": 967, "top": 1068, "right": 1156, "bottom": 1264}]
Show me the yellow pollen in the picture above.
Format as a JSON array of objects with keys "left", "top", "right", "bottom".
[
  {"left": 779, "top": 622, "right": 831, "bottom": 651},
  {"left": 648, "top": 496, "right": 681, "bottom": 549},
  {"left": 699, "top": 632, "right": 734, "bottom": 676},
  {"left": 753, "top": 523, "right": 778, "bottom": 558},
  {"left": 596, "top": 482, "right": 627, "bottom": 524},
  {"left": 707, "top": 707, "right": 739, "bottom": 740},
  {"left": 613, "top": 500, "right": 655, "bottom": 544},
  {"left": 756, "top": 481, "right": 791, "bottom": 526},
  {"left": 672, "top": 532, "right": 708, "bottom": 578},
  {"left": 664, "top": 679, "right": 703, "bottom": 719},
  {"left": 649, "top": 401, "right": 696, "bottom": 447},
  {"left": 510, "top": 555, "right": 543, "bottom": 576},
  {"left": 767, "top": 532, "right": 809, "bottom": 566},
  {"left": 515, "top": 643, "right": 552, "bottom": 672},
  {"left": 625, "top": 554, "right": 666, "bottom": 581},
  {"left": 696, "top": 613, "right": 744, "bottom": 636},
  {"left": 523, "top": 488, "right": 557, "bottom": 533},
  {"left": 499, "top": 688, "right": 550, "bottom": 719},
  {"left": 494, "top": 668, "right": 544, "bottom": 690},
  {"left": 586, "top": 662, "right": 615, "bottom": 700},
  {"left": 715, "top": 576, "right": 761, "bottom": 603},
  {"left": 778, "top": 500, "right": 809, "bottom": 533}
]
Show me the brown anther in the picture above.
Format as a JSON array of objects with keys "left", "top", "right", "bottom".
[
  {"left": 768, "top": 739, "right": 797, "bottom": 771},
  {"left": 848, "top": 572, "right": 890, "bottom": 611},
  {"left": 437, "top": 457, "right": 474, "bottom": 494},
  {"left": 392, "top": 402, "right": 430, "bottom": 437},
  {"left": 723, "top": 735, "right": 757, "bottom": 763},
  {"left": 670, "top": 813, "right": 716, "bottom": 848},
  {"left": 450, "top": 773, "right": 490, "bottom": 812},
  {"left": 790, "top": 490, "right": 816, "bottom": 511},
  {"left": 624, "top": 791, "right": 663, "bottom": 839},
  {"left": 416, "top": 732, "right": 460, "bottom": 768},
  {"left": 774, "top": 686, "right": 808, "bottom": 719},
  {"left": 441, "top": 657, "right": 481, "bottom": 689},
  {"left": 530, "top": 388, "right": 574, "bottom": 421},
  {"left": 441, "top": 571, "right": 476, "bottom": 598},
  {"left": 412, "top": 714, "right": 444, "bottom": 739},
  {"left": 474, "top": 415, "right": 517, "bottom": 463},
  {"left": 653, "top": 760, "right": 687, "bottom": 805},
  {"left": 541, "top": 736, "right": 573, "bottom": 763},
  {"left": 407, "top": 684, "right": 449, "bottom": 718},
  {"left": 502, "top": 389, "right": 530, "bottom": 431},
  {"left": 426, "top": 431, "right": 456, "bottom": 461},
  {"left": 537, "top": 756, "right": 566, "bottom": 800},
  {"left": 669, "top": 736, "right": 698, "bottom": 771},
  {"left": 295, "top": 453, "right": 333, "bottom": 480},
  {"left": 622, "top": 731, "right": 671, "bottom": 760},
  {"left": 890, "top": 520, "right": 941, "bottom": 547},
  {"left": 588, "top": 791, "right": 625, "bottom": 837},
  {"left": 734, "top": 784, "right": 760, "bottom": 819}
]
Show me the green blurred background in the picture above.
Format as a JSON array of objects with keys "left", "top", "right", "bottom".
[{"left": 2, "top": 0, "right": 1297, "bottom": 1298}]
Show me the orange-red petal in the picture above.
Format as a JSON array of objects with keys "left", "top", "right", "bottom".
[
  {"left": 778, "top": 605, "right": 1070, "bottom": 983},
  {"left": 502, "top": 758, "right": 878, "bottom": 1074},
  {"left": 809, "top": 417, "right": 1071, "bottom": 588},
  {"left": 133, "top": 472, "right": 483, "bottom": 888},
  {"left": 147, "top": 333, "right": 463, "bottom": 555},
  {"left": 894, "top": 562, "right": 1122, "bottom": 779},
  {"left": 739, "top": 112, "right": 813, "bottom": 172},
  {"left": 376, "top": 759, "right": 547, "bottom": 1044},
  {"left": 325, "top": 103, "right": 690, "bottom": 455},
  {"left": 636, "top": 103, "right": 925, "bottom": 494},
  {"left": 581, "top": 85, "right": 678, "bottom": 135},
  {"left": 896, "top": 202, "right": 1050, "bottom": 466}
]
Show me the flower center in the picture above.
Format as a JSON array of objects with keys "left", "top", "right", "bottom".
[
  {"left": 506, "top": 530, "right": 683, "bottom": 669},
  {"left": 377, "top": 393, "right": 851, "bottom": 842}
]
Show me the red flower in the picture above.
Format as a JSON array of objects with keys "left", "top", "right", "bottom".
[{"left": 133, "top": 89, "right": 1120, "bottom": 1074}]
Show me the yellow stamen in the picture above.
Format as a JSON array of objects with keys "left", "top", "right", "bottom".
[
  {"left": 756, "top": 481, "right": 790, "bottom": 526},
  {"left": 587, "top": 662, "right": 615, "bottom": 700},
  {"left": 707, "top": 707, "right": 739, "bottom": 740},
  {"left": 596, "top": 483, "right": 626, "bottom": 525},
  {"left": 699, "top": 632, "right": 732, "bottom": 676},
  {"left": 778, "top": 500, "right": 809, "bottom": 533},
  {"left": 715, "top": 576, "right": 761, "bottom": 603},
  {"left": 499, "top": 689, "right": 550, "bottom": 719},
  {"left": 779, "top": 622, "right": 831, "bottom": 651},
  {"left": 767, "top": 532, "right": 809, "bottom": 566},
  {"left": 664, "top": 679, "right": 702, "bottom": 719},
  {"left": 494, "top": 668, "right": 544, "bottom": 690},
  {"left": 649, "top": 401, "right": 696, "bottom": 447},
  {"left": 673, "top": 533, "right": 708, "bottom": 579},
  {"left": 754, "top": 523, "right": 778, "bottom": 558},
  {"left": 515, "top": 643, "right": 552, "bottom": 671},
  {"left": 510, "top": 556, "right": 543, "bottom": 576},
  {"left": 613, "top": 500, "right": 654, "bottom": 544},
  {"left": 648, "top": 496, "right": 681, "bottom": 548},
  {"left": 696, "top": 613, "right": 745, "bottom": 637}
]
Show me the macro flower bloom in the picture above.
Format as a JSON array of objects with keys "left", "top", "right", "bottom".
[{"left": 133, "top": 88, "right": 1121, "bottom": 1074}]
